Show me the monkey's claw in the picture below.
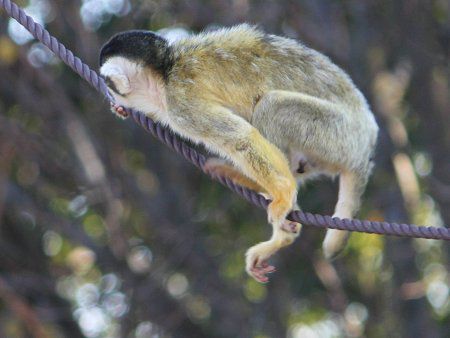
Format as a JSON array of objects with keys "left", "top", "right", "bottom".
[{"left": 111, "top": 103, "right": 129, "bottom": 119}]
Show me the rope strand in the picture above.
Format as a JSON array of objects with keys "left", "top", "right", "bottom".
[{"left": 2, "top": 0, "right": 449, "bottom": 240}]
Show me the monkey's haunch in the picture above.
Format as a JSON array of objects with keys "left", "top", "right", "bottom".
[{"left": 2, "top": 0, "right": 449, "bottom": 241}]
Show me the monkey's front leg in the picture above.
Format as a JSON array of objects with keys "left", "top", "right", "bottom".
[
  {"left": 204, "top": 158, "right": 301, "bottom": 282},
  {"left": 169, "top": 103, "right": 299, "bottom": 282},
  {"left": 226, "top": 130, "right": 299, "bottom": 282}
]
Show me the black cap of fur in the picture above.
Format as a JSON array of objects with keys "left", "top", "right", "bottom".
[{"left": 99, "top": 30, "right": 174, "bottom": 79}]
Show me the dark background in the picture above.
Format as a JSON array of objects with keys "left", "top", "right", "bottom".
[{"left": 0, "top": 0, "right": 449, "bottom": 337}]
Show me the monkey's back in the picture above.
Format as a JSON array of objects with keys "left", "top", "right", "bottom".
[{"left": 170, "top": 24, "right": 371, "bottom": 121}]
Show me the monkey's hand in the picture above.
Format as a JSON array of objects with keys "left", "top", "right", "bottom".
[
  {"left": 245, "top": 220, "right": 299, "bottom": 283},
  {"left": 111, "top": 103, "right": 129, "bottom": 119}
]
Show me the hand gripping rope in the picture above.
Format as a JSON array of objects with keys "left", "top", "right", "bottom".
[{"left": 2, "top": 0, "right": 449, "bottom": 241}]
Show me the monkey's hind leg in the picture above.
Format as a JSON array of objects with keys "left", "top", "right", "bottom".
[
  {"left": 205, "top": 157, "right": 301, "bottom": 282},
  {"left": 252, "top": 90, "right": 371, "bottom": 260}
]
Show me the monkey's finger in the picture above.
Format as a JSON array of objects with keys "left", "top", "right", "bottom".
[
  {"left": 250, "top": 268, "right": 275, "bottom": 283},
  {"left": 252, "top": 265, "right": 276, "bottom": 274},
  {"left": 111, "top": 104, "right": 129, "bottom": 119},
  {"left": 252, "top": 257, "right": 275, "bottom": 271},
  {"left": 250, "top": 265, "right": 276, "bottom": 281},
  {"left": 117, "top": 107, "right": 128, "bottom": 117},
  {"left": 259, "top": 262, "right": 276, "bottom": 273}
]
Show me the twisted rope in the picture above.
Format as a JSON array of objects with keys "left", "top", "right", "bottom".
[{"left": 2, "top": 0, "right": 449, "bottom": 241}]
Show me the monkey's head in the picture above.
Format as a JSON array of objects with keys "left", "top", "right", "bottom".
[{"left": 99, "top": 30, "right": 173, "bottom": 118}]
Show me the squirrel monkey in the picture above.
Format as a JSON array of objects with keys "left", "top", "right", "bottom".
[{"left": 99, "top": 25, "right": 378, "bottom": 283}]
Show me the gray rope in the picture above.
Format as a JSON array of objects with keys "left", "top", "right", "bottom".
[{"left": 2, "top": 0, "right": 449, "bottom": 241}]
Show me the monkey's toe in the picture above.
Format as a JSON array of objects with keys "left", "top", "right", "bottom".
[{"left": 249, "top": 261, "right": 276, "bottom": 283}]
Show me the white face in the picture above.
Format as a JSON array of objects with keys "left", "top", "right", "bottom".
[{"left": 99, "top": 56, "right": 168, "bottom": 120}]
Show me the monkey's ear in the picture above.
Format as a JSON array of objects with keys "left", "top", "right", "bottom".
[{"left": 109, "top": 73, "right": 132, "bottom": 96}]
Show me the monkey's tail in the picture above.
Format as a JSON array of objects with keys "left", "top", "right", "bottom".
[{"left": 322, "top": 166, "right": 372, "bottom": 259}]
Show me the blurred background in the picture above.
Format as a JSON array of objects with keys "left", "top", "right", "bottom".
[{"left": 0, "top": 0, "right": 449, "bottom": 337}]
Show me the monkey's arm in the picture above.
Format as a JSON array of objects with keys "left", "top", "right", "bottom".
[{"left": 169, "top": 102, "right": 297, "bottom": 225}]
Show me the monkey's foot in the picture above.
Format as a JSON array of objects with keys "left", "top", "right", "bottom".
[
  {"left": 249, "top": 261, "right": 276, "bottom": 283},
  {"left": 246, "top": 242, "right": 278, "bottom": 283},
  {"left": 111, "top": 103, "right": 129, "bottom": 119}
]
